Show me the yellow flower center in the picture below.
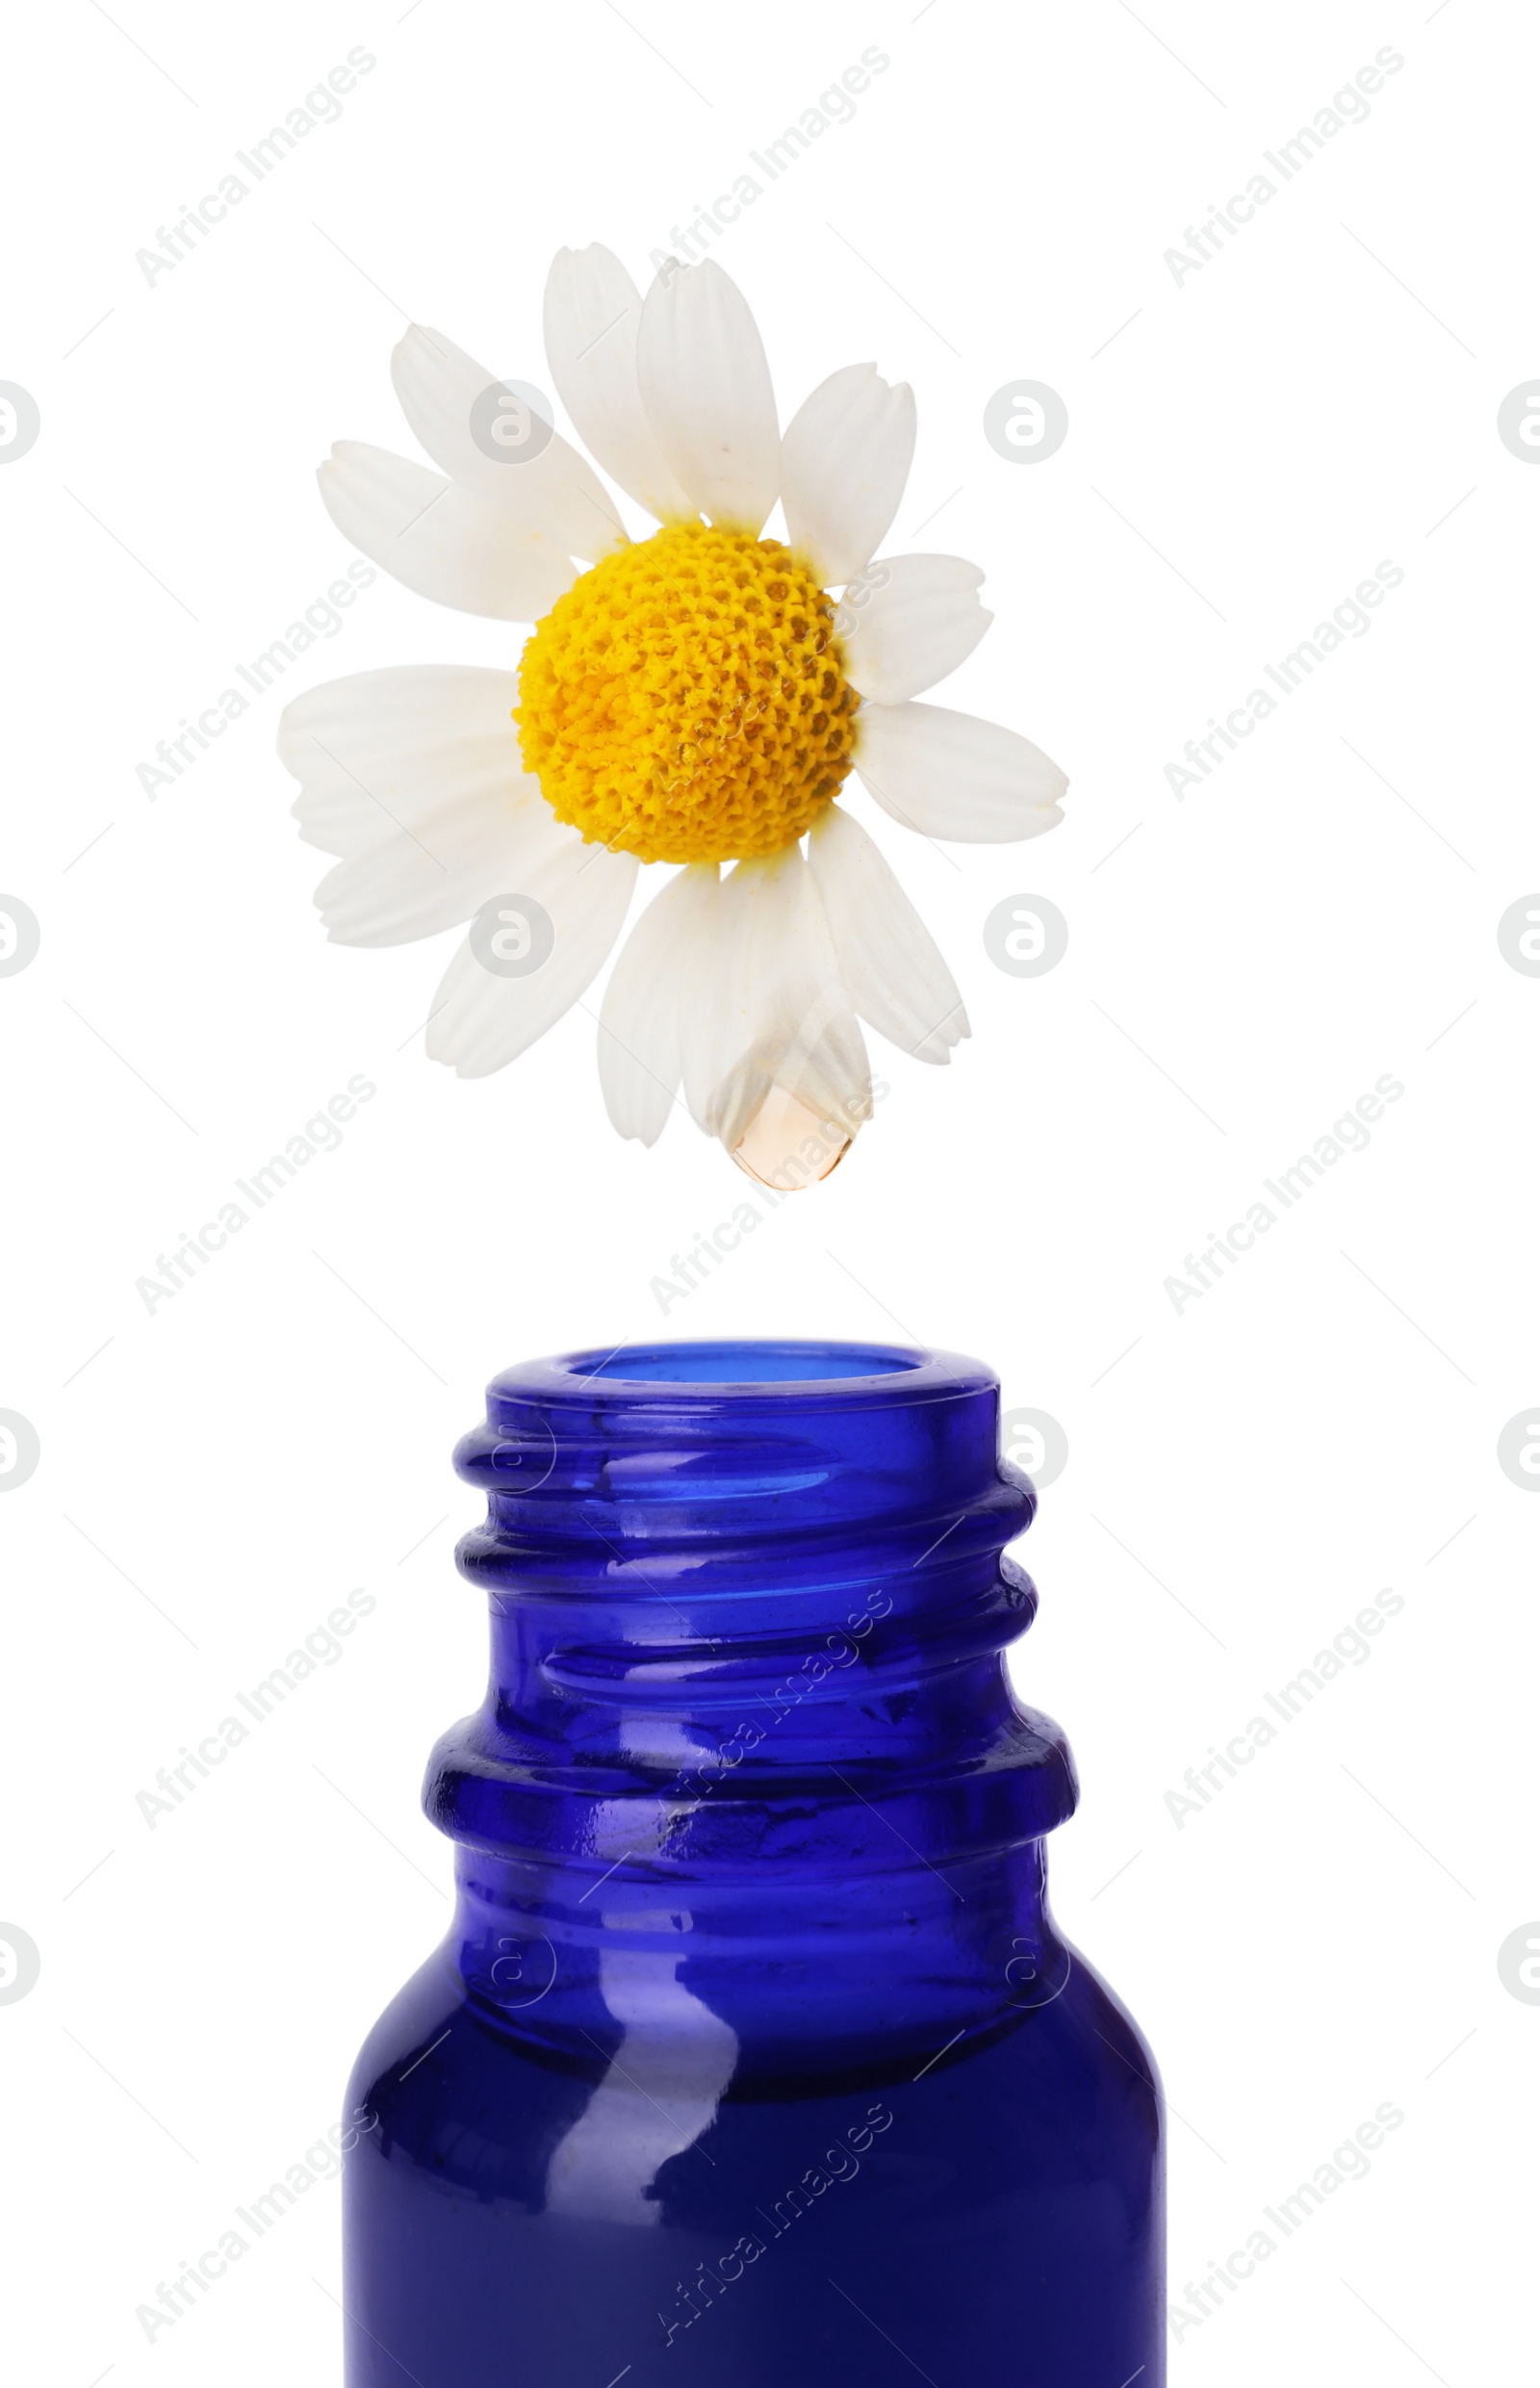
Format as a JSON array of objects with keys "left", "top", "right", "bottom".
[{"left": 514, "top": 524, "right": 857, "bottom": 865}]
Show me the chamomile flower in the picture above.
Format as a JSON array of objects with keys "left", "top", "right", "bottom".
[{"left": 278, "top": 245, "right": 1065, "bottom": 1185}]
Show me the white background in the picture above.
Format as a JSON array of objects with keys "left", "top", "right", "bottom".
[{"left": 2, "top": 1, "right": 1535, "bottom": 2380}]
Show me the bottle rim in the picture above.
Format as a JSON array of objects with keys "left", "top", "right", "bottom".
[{"left": 487, "top": 1339, "right": 990, "bottom": 1407}]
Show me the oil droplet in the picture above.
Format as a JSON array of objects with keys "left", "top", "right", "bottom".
[{"left": 732, "top": 1086, "right": 852, "bottom": 1191}]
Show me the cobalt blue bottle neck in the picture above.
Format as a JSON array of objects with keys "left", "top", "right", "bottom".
[{"left": 424, "top": 1343, "right": 1078, "bottom": 2078}]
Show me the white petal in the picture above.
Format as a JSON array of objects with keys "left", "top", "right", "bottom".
[
  {"left": 635, "top": 260, "right": 779, "bottom": 532},
  {"left": 278, "top": 667, "right": 554, "bottom": 945},
  {"left": 780, "top": 363, "right": 916, "bottom": 585},
  {"left": 597, "top": 864, "right": 719, "bottom": 1144},
  {"left": 426, "top": 836, "right": 638, "bottom": 1077},
  {"left": 808, "top": 807, "right": 968, "bottom": 1063},
  {"left": 680, "top": 848, "right": 870, "bottom": 1152},
  {"left": 838, "top": 554, "right": 990, "bottom": 704},
  {"left": 312, "top": 809, "right": 567, "bottom": 948},
  {"left": 280, "top": 668, "right": 523, "bottom": 856},
  {"left": 678, "top": 864, "right": 748, "bottom": 1131},
  {"left": 391, "top": 324, "right": 625, "bottom": 561},
  {"left": 318, "top": 444, "right": 578, "bottom": 620},
  {"left": 544, "top": 246, "right": 696, "bottom": 525},
  {"left": 856, "top": 702, "right": 1067, "bottom": 841}
]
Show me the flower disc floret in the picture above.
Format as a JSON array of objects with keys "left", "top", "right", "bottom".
[{"left": 514, "top": 524, "right": 858, "bottom": 864}]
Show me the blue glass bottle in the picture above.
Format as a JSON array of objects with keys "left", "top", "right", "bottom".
[{"left": 344, "top": 1342, "right": 1164, "bottom": 2385}]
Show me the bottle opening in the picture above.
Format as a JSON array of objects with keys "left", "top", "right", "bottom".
[
  {"left": 577, "top": 1341, "right": 925, "bottom": 1387},
  {"left": 462, "top": 1340, "right": 1014, "bottom": 1558}
]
